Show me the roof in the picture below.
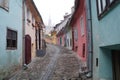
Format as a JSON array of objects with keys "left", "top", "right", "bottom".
[
  {"left": 56, "top": 14, "right": 72, "bottom": 36},
  {"left": 70, "top": 0, "right": 80, "bottom": 26},
  {"left": 26, "top": 0, "right": 44, "bottom": 26}
]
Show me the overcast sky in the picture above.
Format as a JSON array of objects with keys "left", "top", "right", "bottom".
[{"left": 33, "top": 0, "right": 74, "bottom": 28}]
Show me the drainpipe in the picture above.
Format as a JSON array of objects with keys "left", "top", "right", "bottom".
[
  {"left": 22, "top": 0, "right": 25, "bottom": 66},
  {"left": 85, "top": 0, "right": 93, "bottom": 78}
]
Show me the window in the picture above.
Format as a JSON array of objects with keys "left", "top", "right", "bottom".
[
  {"left": 27, "top": 8, "right": 30, "bottom": 19},
  {"left": 82, "top": 43, "right": 85, "bottom": 57},
  {"left": 96, "top": 0, "right": 119, "bottom": 19},
  {"left": 27, "top": 8, "right": 31, "bottom": 23},
  {"left": 32, "top": 16, "right": 35, "bottom": 28},
  {"left": 0, "top": 0, "right": 9, "bottom": 10},
  {"left": 7, "top": 29, "right": 17, "bottom": 49},
  {"left": 32, "top": 16, "right": 35, "bottom": 24},
  {"left": 80, "top": 16, "right": 84, "bottom": 36},
  {"left": 74, "top": 28, "right": 78, "bottom": 41}
]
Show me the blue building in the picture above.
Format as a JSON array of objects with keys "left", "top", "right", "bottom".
[
  {"left": 91, "top": 0, "right": 120, "bottom": 80},
  {"left": 0, "top": 0, "right": 23, "bottom": 79}
]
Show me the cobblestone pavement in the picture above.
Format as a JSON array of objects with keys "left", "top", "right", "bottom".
[
  {"left": 8, "top": 44, "right": 88, "bottom": 80},
  {"left": 50, "top": 47, "right": 81, "bottom": 80}
]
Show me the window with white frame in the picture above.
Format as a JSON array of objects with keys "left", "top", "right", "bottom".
[
  {"left": 0, "top": 0, "right": 9, "bottom": 10},
  {"left": 96, "top": 0, "right": 119, "bottom": 19},
  {"left": 80, "top": 16, "right": 84, "bottom": 36},
  {"left": 74, "top": 28, "right": 78, "bottom": 41}
]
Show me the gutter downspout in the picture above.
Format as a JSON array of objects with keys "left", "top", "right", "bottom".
[
  {"left": 22, "top": 0, "right": 25, "bottom": 66},
  {"left": 86, "top": 0, "right": 93, "bottom": 78}
]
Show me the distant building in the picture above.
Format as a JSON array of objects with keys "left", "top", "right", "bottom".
[
  {"left": 44, "top": 34, "right": 53, "bottom": 44},
  {"left": 56, "top": 14, "right": 71, "bottom": 46},
  {"left": 63, "top": 16, "right": 73, "bottom": 50},
  {"left": 51, "top": 27, "right": 57, "bottom": 45}
]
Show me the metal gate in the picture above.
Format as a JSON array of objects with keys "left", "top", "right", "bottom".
[{"left": 25, "top": 35, "right": 31, "bottom": 64}]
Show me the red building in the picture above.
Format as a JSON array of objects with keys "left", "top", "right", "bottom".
[{"left": 70, "top": 0, "right": 88, "bottom": 70}]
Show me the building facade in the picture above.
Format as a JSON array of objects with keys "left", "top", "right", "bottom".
[
  {"left": 57, "top": 28, "right": 66, "bottom": 46},
  {"left": 65, "top": 26, "right": 73, "bottom": 50},
  {"left": 56, "top": 14, "right": 72, "bottom": 47},
  {"left": 0, "top": 0, "right": 23, "bottom": 79},
  {"left": 0, "top": 0, "right": 44, "bottom": 79},
  {"left": 64, "top": 15, "right": 73, "bottom": 50},
  {"left": 91, "top": 0, "right": 120, "bottom": 80},
  {"left": 70, "top": 0, "right": 88, "bottom": 71},
  {"left": 50, "top": 28, "right": 57, "bottom": 45},
  {"left": 24, "top": 0, "right": 44, "bottom": 64}
]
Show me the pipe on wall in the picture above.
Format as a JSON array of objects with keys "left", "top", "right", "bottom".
[
  {"left": 85, "top": 0, "right": 93, "bottom": 78},
  {"left": 22, "top": 0, "right": 26, "bottom": 65}
]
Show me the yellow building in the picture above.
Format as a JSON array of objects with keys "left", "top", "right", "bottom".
[
  {"left": 51, "top": 30, "right": 57, "bottom": 45},
  {"left": 44, "top": 34, "right": 53, "bottom": 44}
]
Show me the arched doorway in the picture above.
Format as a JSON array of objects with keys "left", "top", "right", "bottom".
[{"left": 25, "top": 35, "right": 31, "bottom": 64}]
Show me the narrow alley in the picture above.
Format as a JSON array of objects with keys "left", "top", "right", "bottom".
[
  {"left": 8, "top": 44, "right": 82, "bottom": 80},
  {"left": 1, "top": 0, "right": 120, "bottom": 80}
]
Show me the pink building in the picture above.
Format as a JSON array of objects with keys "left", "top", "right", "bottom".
[{"left": 70, "top": 0, "right": 88, "bottom": 69}]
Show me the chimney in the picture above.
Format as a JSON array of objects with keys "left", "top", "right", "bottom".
[{"left": 64, "top": 13, "right": 68, "bottom": 19}]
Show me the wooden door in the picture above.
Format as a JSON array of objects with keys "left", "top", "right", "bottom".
[
  {"left": 25, "top": 35, "right": 31, "bottom": 64},
  {"left": 112, "top": 50, "right": 120, "bottom": 80}
]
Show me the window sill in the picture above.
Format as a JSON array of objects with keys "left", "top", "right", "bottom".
[{"left": 7, "top": 47, "right": 17, "bottom": 50}]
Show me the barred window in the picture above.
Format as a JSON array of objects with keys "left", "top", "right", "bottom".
[
  {"left": 0, "top": 0, "right": 9, "bottom": 11},
  {"left": 7, "top": 29, "right": 17, "bottom": 49}
]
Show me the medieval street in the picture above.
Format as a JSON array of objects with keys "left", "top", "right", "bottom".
[
  {"left": 1, "top": 0, "right": 120, "bottom": 80},
  {"left": 7, "top": 44, "right": 85, "bottom": 80}
]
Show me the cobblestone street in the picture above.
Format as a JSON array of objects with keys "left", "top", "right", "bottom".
[{"left": 8, "top": 44, "right": 83, "bottom": 80}]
